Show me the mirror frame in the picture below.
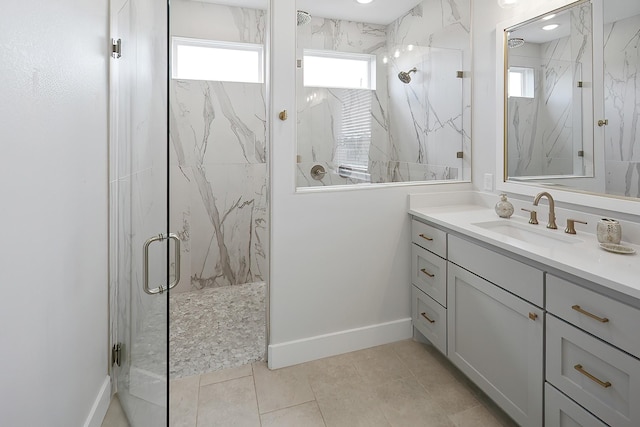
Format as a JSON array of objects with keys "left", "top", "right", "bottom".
[{"left": 495, "top": 0, "right": 640, "bottom": 216}]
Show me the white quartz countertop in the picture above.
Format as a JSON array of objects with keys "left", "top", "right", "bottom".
[{"left": 409, "top": 202, "right": 640, "bottom": 302}]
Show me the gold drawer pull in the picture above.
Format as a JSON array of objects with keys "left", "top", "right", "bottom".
[
  {"left": 574, "top": 364, "right": 612, "bottom": 388},
  {"left": 420, "top": 312, "right": 436, "bottom": 323},
  {"left": 420, "top": 268, "right": 435, "bottom": 278},
  {"left": 419, "top": 233, "right": 433, "bottom": 241},
  {"left": 572, "top": 305, "right": 609, "bottom": 323}
]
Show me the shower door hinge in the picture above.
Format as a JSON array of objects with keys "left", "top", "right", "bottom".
[
  {"left": 456, "top": 151, "right": 464, "bottom": 159},
  {"left": 111, "top": 38, "right": 122, "bottom": 59},
  {"left": 112, "top": 343, "right": 122, "bottom": 366}
]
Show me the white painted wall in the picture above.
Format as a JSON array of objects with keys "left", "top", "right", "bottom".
[
  {"left": 0, "top": 0, "right": 110, "bottom": 426},
  {"left": 269, "top": 0, "right": 472, "bottom": 368}
]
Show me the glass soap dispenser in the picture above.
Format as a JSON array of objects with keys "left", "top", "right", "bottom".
[{"left": 495, "top": 193, "right": 514, "bottom": 218}]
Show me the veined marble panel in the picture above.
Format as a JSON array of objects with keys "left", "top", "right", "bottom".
[
  {"left": 171, "top": 80, "right": 266, "bottom": 166},
  {"left": 606, "top": 161, "right": 640, "bottom": 198},
  {"left": 604, "top": 13, "right": 640, "bottom": 197},
  {"left": 388, "top": 46, "right": 465, "bottom": 170},
  {"left": 170, "top": 80, "right": 267, "bottom": 291},
  {"left": 172, "top": 0, "right": 265, "bottom": 44}
]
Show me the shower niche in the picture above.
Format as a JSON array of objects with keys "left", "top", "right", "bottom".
[{"left": 295, "top": 0, "right": 472, "bottom": 188}]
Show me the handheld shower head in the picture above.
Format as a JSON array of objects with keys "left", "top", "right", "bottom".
[{"left": 398, "top": 67, "right": 417, "bottom": 84}]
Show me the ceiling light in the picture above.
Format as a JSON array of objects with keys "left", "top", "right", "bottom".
[
  {"left": 542, "top": 14, "right": 556, "bottom": 21},
  {"left": 497, "top": 0, "right": 518, "bottom": 8},
  {"left": 356, "top": 0, "right": 374, "bottom": 4},
  {"left": 542, "top": 24, "right": 559, "bottom": 31}
]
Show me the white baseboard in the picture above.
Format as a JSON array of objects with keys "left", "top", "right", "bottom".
[
  {"left": 268, "top": 318, "right": 412, "bottom": 369},
  {"left": 84, "top": 376, "right": 112, "bottom": 427}
]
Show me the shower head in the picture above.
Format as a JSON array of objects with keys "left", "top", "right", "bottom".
[
  {"left": 398, "top": 67, "right": 417, "bottom": 84},
  {"left": 297, "top": 10, "right": 311, "bottom": 26},
  {"left": 508, "top": 37, "right": 525, "bottom": 48}
]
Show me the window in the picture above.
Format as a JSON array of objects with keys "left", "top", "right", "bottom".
[
  {"left": 303, "top": 49, "right": 376, "bottom": 90},
  {"left": 333, "top": 89, "right": 372, "bottom": 178},
  {"left": 172, "top": 37, "right": 264, "bottom": 83},
  {"left": 508, "top": 66, "right": 535, "bottom": 98}
]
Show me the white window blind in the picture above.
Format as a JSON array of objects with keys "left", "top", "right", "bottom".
[{"left": 333, "top": 89, "right": 372, "bottom": 170}]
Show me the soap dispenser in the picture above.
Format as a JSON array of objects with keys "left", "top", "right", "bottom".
[{"left": 495, "top": 193, "right": 514, "bottom": 218}]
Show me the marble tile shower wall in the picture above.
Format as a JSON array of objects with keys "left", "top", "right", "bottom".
[
  {"left": 604, "top": 13, "right": 640, "bottom": 198},
  {"left": 296, "top": 0, "right": 471, "bottom": 187},
  {"left": 170, "top": 2, "right": 267, "bottom": 292},
  {"left": 508, "top": 4, "right": 592, "bottom": 178},
  {"left": 386, "top": 0, "right": 471, "bottom": 182}
]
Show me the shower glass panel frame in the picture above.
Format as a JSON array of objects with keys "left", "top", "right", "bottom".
[{"left": 109, "top": 0, "right": 171, "bottom": 424}]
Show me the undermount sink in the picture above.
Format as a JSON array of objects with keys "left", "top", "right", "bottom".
[{"left": 472, "top": 220, "right": 583, "bottom": 247}]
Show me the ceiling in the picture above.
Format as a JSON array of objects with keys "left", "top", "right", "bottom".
[
  {"left": 508, "top": 0, "right": 640, "bottom": 46},
  {"left": 194, "top": 0, "right": 424, "bottom": 25}
]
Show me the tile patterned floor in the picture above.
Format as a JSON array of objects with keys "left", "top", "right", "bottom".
[
  {"left": 103, "top": 340, "right": 518, "bottom": 426},
  {"left": 169, "top": 282, "right": 266, "bottom": 378}
]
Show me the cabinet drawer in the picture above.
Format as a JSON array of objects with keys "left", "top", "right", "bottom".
[
  {"left": 411, "top": 286, "right": 447, "bottom": 355},
  {"left": 411, "top": 220, "right": 446, "bottom": 258},
  {"left": 547, "top": 274, "right": 640, "bottom": 359},
  {"left": 546, "top": 315, "right": 640, "bottom": 427},
  {"left": 411, "top": 244, "right": 447, "bottom": 307},
  {"left": 448, "top": 235, "right": 543, "bottom": 307},
  {"left": 545, "top": 383, "right": 607, "bottom": 427}
]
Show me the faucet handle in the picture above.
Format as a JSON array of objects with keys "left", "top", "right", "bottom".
[
  {"left": 521, "top": 208, "right": 538, "bottom": 225},
  {"left": 565, "top": 219, "right": 587, "bottom": 235}
]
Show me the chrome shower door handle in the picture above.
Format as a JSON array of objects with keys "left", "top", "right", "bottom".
[{"left": 143, "top": 233, "right": 181, "bottom": 295}]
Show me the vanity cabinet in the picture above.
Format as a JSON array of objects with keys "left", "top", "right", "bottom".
[
  {"left": 410, "top": 220, "right": 448, "bottom": 355},
  {"left": 447, "top": 236, "right": 543, "bottom": 427},
  {"left": 546, "top": 274, "right": 640, "bottom": 427},
  {"left": 545, "top": 383, "right": 607, "bottom": 427},
  {"left": 410, "top": 215, "right": 640, "bottom": 427}
]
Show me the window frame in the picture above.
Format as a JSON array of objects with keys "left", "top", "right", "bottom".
[
  {"left": 508, "top": 66, "right": 535, "bottom": 98},
  {"left": 302, "top": 49, "right": 377, "bottom": 90},
  {"left": 171, "top": 36, "right": 264, "bottom": 83}
]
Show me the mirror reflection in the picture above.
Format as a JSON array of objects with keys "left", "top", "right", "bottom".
[
  {"left": 603, "top": 0, "right": 640, "bottom": 198},
  {"left": 295, "top": 0, "right": 472, "bottom": 188},
  {"left": 505, "top": 1, "right": 593, "bottom": 181},
  {"left": 503, "top": 0, "right": 640, "bottom": 199}
]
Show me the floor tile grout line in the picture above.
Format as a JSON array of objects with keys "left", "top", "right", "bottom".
[
  {"left": 194, "top": 374, "right": 201, "bottom": 427},
  {"left": 250, "top": 363, "right": 263, "bottom": 426},
  {"left": 198, "top": 373, "right": 254, "bottom": 388}
]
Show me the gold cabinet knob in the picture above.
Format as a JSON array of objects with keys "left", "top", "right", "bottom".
[{"left": 279, "top": 110, "right": 288, "bottom": 121}]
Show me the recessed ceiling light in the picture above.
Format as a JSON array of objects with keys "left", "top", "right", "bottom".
[
  {"left": 356, "top": 0, "right": 374, "bottom": 4},
  {"left": 542, "top": 24, "right": 559, "bottom": 31},
  {"left": 542, "top": 14, "right": 556, "bottom": 21},
  {"left": 497, "top": 0, "right": 517, "bottom": 8}
]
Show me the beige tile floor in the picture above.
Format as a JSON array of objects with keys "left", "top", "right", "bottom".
[{"left": 104, "top": 339, "right": 518, "bottom": 427}]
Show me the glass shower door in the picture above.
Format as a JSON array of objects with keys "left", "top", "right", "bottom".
[{"left": 110, "top": 0, "right": 171, "bottom": 425}]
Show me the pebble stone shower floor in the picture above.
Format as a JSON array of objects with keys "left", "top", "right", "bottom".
[{"left": 169, "top": 282, "right": 266, "bottom": 378}]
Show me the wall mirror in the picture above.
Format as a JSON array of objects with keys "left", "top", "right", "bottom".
[
  {"left": 295, "top": 0, "right": 472, "bottom": 188},
  {"left": 505, "top": 1, "right": 593, "bottom": 183},
  {"left": 498, "top": 0, "right": 640, "bottom": 211}
]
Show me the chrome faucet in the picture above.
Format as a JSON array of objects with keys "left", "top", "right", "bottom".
[{"left": 533, "top": 192, "right": 557, "bottom": 229}]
